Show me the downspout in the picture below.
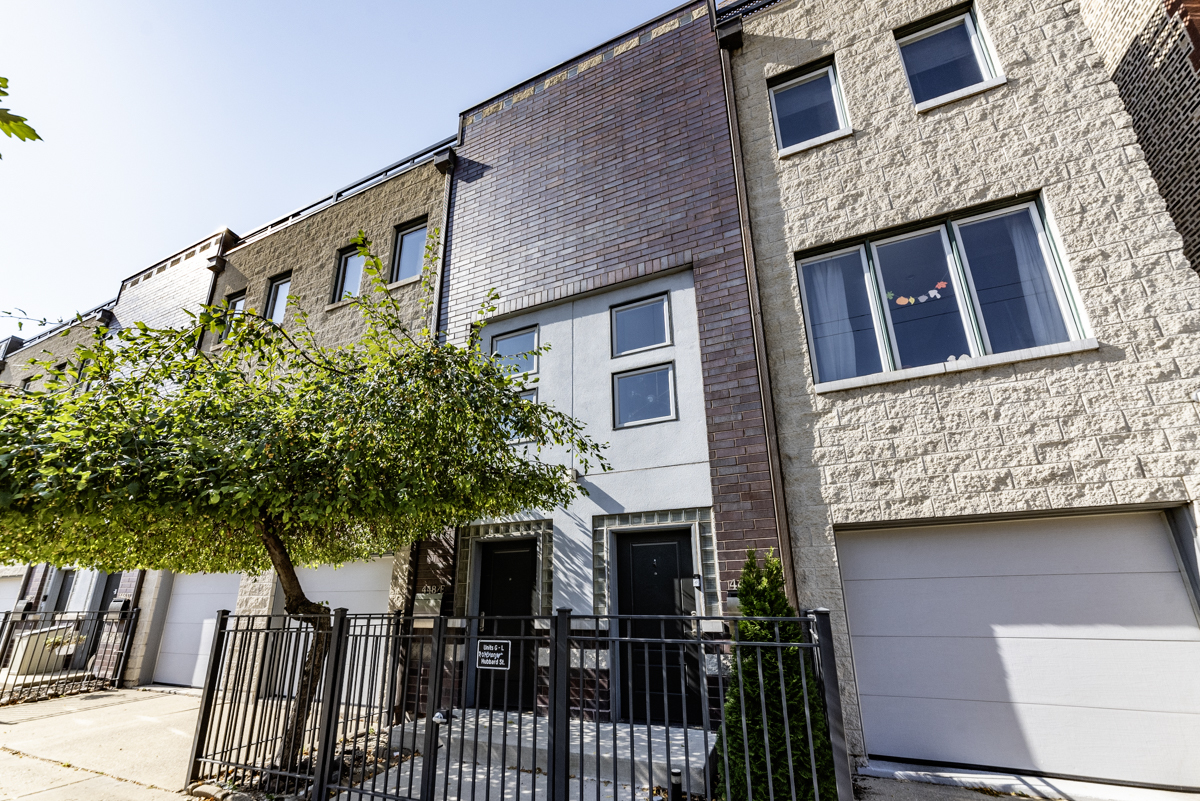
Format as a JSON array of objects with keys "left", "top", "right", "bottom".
[
  {"left": 431, "top": 146, "right": 457, "bottom": 338},
  {"left": 715, "top": 20, "right": 800, "bottom": 610}
]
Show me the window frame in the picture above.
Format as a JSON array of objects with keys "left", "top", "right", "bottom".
[
  {"left": 610, "top": 293, "right": 674, "bottom": 358},
  {"left": 491, "top": 325, "right": 539, "bottom": 376},
  {"left": 266, "top": 273, "right": 292, "bottom": 325},
  {"left": 218, "top": 291, "right": 246, "bottom": 342},
  {"left": 768, "top": 62, "right": 853, "bottom": 156},
  {"left": 332, "top": 247, "right": 364, "bottom": 302},
  {"left": 895, "top": 9, "right": 1004, "bottom": 112},
  {"left": 796, "top": 199, "right": 1086, "bottom": 387},
  {"left": 391, "top": 219, "right": 429, "bottom": 284},
  {"left": 612, "top": 362, "right": 678, "bottom": 430}
]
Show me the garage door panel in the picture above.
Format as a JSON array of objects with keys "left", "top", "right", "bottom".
[
  {"left": 0, "top": 576, "right": 21, "bottom": 612},
  {"left": 861, "top": 694, "right": 1200, "bottom": 788},
  {"left": 844, "top": 572, "right": 1200, "bottom": 639},
  {"left": 852, "top": 635, "right": 1200, "bottom": 712},
  {"left": 153, "top": 573, "right": 240, "bottom": 687},
  {"left": 294, "top": 558, "right": 392, "bottom": 614},
  {"left": 838, "top": 513, "right": 1177, "bottom": 581}
]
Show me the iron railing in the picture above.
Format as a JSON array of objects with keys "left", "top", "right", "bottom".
[
  {"left": 0, "top": 607, "right": 140, "bottom": 706},
  {"left": 189, "top": 609, "right": 853, "bottom": 801}
]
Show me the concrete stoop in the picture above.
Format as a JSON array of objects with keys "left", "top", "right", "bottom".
[{"left": 859, "top": 760, "right": 1199, "bottom": 801}]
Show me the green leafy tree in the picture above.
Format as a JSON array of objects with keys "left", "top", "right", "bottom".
[
  {"left": 0, "top": 76, "right": 42, "bottom": 159},
  {"left": 716, "top": 550, "right": 835, "bottom": 801},
  {"left": 0, "top": 231, "right": 608, "bottom": 765}
]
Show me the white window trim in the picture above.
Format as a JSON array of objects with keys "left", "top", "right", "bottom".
[
  {"left": 612, "top": 362, "right": 677, "bottom": 429},
  {"left": 769, "top": 64, "right": 853, "bottom": 155},
  {"left": 610, "top": 294, "right": 673, "bottom": 357},
  {"left": 796, "top": 199, "right": 1088, "bottom": 389},
  {"left": 391, "top": 222, "right": 428, "bottom": 284},
  {"left": 896, "top": 10, "right": 1006, "bottom": 112},
  {"left": 266, "top": 276, "right": 291, "bottom": 324},
  {"left": 950, "top": 202, "right": 1084, "bottom": 348},
  {"left": 491, "top": 325, "right": 539, "bottom": 376},
  {"left": 334, "top": 250, "right": 363, "bottom": 301},
  {"left": 870, "top": 224, "right": 983, "bottom": 365}
]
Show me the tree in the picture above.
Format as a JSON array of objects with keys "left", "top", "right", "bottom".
[
  {"left": 0, "top": 232, "right": 608, "bottom": 766},
  {"left": 716, "top": 550, "right": 835, "bottom": 801},
  {"left": 0, "top": 76, "right": 42, "bottom": 159}
]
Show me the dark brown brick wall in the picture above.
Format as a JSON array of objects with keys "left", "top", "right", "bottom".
[{"left": 440, "top": 3, "right": 780, "bottom": 587}]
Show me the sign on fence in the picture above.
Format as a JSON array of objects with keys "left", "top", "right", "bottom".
[{"left": 476, "top": 639, "right": 511, "bottom": 670}]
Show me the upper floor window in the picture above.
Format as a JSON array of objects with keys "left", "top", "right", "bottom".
[
  {"left": 613, "top": 363, "right": 676, "bottom": 428},
  {"left": 611, "top": 295, "right": 671, "bottom": 356},
  {"left": 334, "top": 250, "right": 365, "bottom": 301},
  {"left": 267, "top": 274, "right": 291, "bottom": 325},
  {"left": 392, "top": 223, "right": 428, "bottom": 283},
  {"left": 219, "top": 292, "right": 245, "bottom": 341},
  {"left": 769, "top": 61, "right": 851, "bottom": 154},
  {"left": 797, "top": 201, "right": 1083, "bottom": 385},
  {"left": 492, "top": 327, "right": 537, "bottom": 375},
  {"left": 896, "top": 8, "right": 1001, "bottom": 110}
]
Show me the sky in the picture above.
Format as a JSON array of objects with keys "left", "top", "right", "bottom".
[{"left": 0, "top": 0, "right": 684, "bottom": 340}]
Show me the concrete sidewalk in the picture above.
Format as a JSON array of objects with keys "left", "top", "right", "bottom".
[{"left": 0, "top": 688, "right": 198, "bottom": 800}]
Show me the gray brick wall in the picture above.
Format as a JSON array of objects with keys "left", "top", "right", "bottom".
[
  {"left": 732, "top": 0, "right": 1200, "bottom": 758},
  {"left": 1078, "top": 0, "right": 1200, "bottom": 272}
]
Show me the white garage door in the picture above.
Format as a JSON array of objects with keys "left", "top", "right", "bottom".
[
  {"left": 0, "top": 575, "right": 21, "bottom": 612},
  {"left": 839, "top": 512, "right": 1200, "bottom": 789},
  {"left": 153, "top": 573, "right": 241, "bottom": 687},
  {"left": 294, "top": 557, "right": 392, "bottom": 614}
]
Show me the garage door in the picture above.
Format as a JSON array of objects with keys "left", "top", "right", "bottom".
[
  {"left": 839, "top": 512, "right": 1200, "bottom": 789},
  {"left": 153, "top": 572, "right": 241, "bottom": 687},
  {"left": 0, "top": 575, "right": 21, "bottom": 612},
  {"left": 294, "top": 557, "right": 393, "bottom": 614}
]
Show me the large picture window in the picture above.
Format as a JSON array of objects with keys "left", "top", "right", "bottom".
[{"left": 797, "top": 202, "right": 1083, "bottom": 385}]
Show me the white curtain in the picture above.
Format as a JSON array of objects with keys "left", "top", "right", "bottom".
[
  {"left": 807, "top": 257, "right": 856, "bottom": 382},
  {"left": 1005, "top": 212, "right": 1067, "bottom": 347}
]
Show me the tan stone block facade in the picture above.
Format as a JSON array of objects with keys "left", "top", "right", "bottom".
[{"left": 731, "top": 0, "right": 1200, "bottom": 758}]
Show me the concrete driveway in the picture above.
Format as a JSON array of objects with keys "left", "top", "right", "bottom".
[{"left": 0, "top": 688, "right": 198, "bottom": 800}]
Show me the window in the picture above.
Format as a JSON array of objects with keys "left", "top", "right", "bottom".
[
  {"left": 219, "top": 292, "right": 245, "bottom": 341},
  {"left": 611, "top": 295, "right": 671, "bottom": 356},
  {"left": 769, "top": 62, "right": 851, "bottom": 153},
  {"left": 797, "top": 202, "right": 1082, "bottom": 385},
  {"left": 392, "top": 224, "right": 428, "bottom": 283},
  {"left": 613, "top": 363, "right": 676, "bottom": 428},
  {"left": 896, "top": 9, "right": 1001, "bottom": 110},
  {"left": 334, "top": 250, "right": 365, "bottom": 301},
  {"left": 492, "top": 327, "right": 537, "bottom": 374},
  {"left": 267, "top": 275, "right": 291, "bottom": 325},
  {"left": 508, "top": 389, "right": 538, "bottom": 443}
]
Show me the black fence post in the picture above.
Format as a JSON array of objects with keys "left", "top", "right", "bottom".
[
  {"left": 114, "top": 607, "right": 141, "bottom": 689},
  {"left": 419, "top": 616, "right": 447, "bottom": 801},
  {"left": 186, "top": 609, "right": 230, "bottom": 788},
  {"left": 313, "top": 608, "right": 351, "bottom": 800},
  {"left": 812, "top": 608, "right": 854, "bottom": 801},
  {"left": 547, "top": 607, "right": 571, "bottom": 801}
]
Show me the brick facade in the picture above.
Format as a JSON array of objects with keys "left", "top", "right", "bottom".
[
  {"left": 441, "top": 2, "right": 782, "bottom": 587},
  {"left": 731, "top": 0, "right": 1200, "bottom": 759},
  {"left": 1079, "top": 0, "right": 1200, "bottom": 271}
]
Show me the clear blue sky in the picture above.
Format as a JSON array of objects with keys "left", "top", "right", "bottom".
[{"left": 0, "top": 0, "right": 684, "bottom": 340}]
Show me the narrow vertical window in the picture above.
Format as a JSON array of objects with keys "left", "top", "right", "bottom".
[
  {"left": 267, "top": 275, "right": 291, "bottom": 325},
  {"left": 219, "top": 292, "right": 245, "bottom": 342},
  {"left": 334, "top": 250, "right": 364, "bottom": 300},
  {"left": 392, "top": 224, "right": 428, "bottom": 283},
  {"left": 798, "top": 248, "right": 884, "bottom": 383},
  {"left": 769, "top": 62, "right": 851, "bottom": 153}
]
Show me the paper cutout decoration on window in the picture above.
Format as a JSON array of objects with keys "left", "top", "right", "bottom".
[{"left": 892, "top": 279, "right": 948, "bottom": 307}]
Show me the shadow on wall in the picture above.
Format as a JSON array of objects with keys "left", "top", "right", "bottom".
[{"left": 1111, "top": 6, "right": 1200, "bottom": 272}]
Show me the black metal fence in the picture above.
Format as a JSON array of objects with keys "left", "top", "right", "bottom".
[
  {"left": 189, "top": 609, "right": 853, "bottom": 801},
  {"left": 0, "top": 607, "right": 140, "bottom": 706}
]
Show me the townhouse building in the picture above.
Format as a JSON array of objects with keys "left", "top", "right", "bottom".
[
  {"left": 0, "top": 229, "right": 237, "bottom": 685},
  {"left": 718, "top": 0, "right": 1200, "bottom": 789}
]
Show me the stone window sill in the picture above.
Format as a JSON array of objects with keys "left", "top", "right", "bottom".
[
  {"left": 324, "top": 297, "right": 358, "bottom": 313},
  {"left": 813, "top": 337, "right": 1099, "bottom": 394},
  {"left": 387, "top": 275, "right": 422, "bottom": 291},
  {"left": 777, "top": 127, "right": 854, "bottom": 158},
  {"left": 914, "top": 75, "right": 1007, "bottom": 113}
]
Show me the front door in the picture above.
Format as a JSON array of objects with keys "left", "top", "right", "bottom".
[
  {"left": 615, "top": 529, "right": 701, "bottom": 724},
  {"left": 476, "top": 540, "right": 538, "bottom": 710}
]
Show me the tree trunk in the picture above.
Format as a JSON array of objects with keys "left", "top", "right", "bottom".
[{"left": 259, "top": 517, "right": 332, "bottom": 778}]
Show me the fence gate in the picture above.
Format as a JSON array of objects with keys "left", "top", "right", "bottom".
[{"left": 189, "top": 609, "right": 853, "bottom": 801}]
